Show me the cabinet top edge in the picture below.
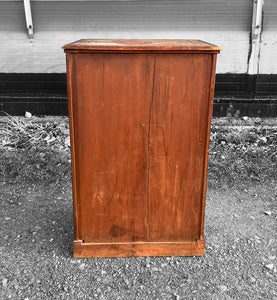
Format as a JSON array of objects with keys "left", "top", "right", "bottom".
[{"left": 62, "top": 39, "right": 221, "bottom": 53}]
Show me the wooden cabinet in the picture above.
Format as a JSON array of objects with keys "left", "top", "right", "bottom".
[{"left": 63, "top": 39, "right": 221, "bottom": 257}]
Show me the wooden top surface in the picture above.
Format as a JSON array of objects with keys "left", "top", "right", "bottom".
[{"left": 63, "top": 39, "right": 221, "bottom": 53}]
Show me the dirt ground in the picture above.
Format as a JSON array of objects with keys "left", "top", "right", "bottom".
[{"left": 0, "top": 116, "right": 276, "bottom": 299}]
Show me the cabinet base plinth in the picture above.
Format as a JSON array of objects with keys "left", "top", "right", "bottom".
[{"left": 73, "top": 240, "right": 205, "bottom": 258}]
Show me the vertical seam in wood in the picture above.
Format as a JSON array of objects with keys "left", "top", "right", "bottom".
[
  {"left": 66, "top": 53, "right": 79, "bottom": 241},
  {"left": 199, "top": 54, "right": 217, "bottom": 241},
  {"left": 146, "top": 55, "right": 156, "bottom": 242}
]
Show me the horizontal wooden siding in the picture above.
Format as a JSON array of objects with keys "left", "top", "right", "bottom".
[{"left": 0, "top": 0, "right": 252, "bottom": 73}]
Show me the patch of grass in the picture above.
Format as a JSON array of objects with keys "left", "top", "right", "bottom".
[
  {"left": 208, "top": 118, "right": 277, "bottom": 188},
  {"left": 0, "top": 116, "right": 276, "bottom": 188},
  {"left": 0, "top": 116, "right": 71, "bottom": 184},
  {"left": 0, "top": 115, "right": 70, "bottom": 151}
]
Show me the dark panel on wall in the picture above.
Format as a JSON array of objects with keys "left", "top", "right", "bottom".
[
  {"left": 0, "top": 73, "right": 277, "bottom": 117},
  {"left": 256, "top": 75, "right": 277, "bottom": 96},
  {"left": 0, "top": 73, "right": 67, "bottom": 95},
  {"left": 2, "top": 73, "right": 270, "bottom": 98},
  {"left": 215, "top": 74, "right": 248, "bottom": 97}
]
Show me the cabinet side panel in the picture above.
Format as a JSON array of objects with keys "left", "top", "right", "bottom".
[
  {"left": 199, "top": 53, "right": 218, "bottom": 240},
  {"left": 149, "top": 54, "right": 212, "bottom": 242},
  {"left": 66, "top": 53, "right": 80, "bottom": 241},
  {"left": 72, "top": 53, "right": 154, "bottom": 243}
]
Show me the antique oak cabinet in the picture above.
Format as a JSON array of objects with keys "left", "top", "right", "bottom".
[{"left": 62, "top": 39, "right": 221, "bottom": 257}]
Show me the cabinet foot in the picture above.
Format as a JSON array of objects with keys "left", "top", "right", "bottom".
[{"left": 73, "top": 239, "right": 205, "bottom": 258}]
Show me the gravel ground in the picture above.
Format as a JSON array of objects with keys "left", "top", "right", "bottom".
[{"left": 0, "top": 116, "right": 276, "bottom": 299}]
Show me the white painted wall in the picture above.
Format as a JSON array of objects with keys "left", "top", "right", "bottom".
[
  {"left": 0, "top": 31, "right": 249, "bottom": 74},
  {"left": 259, "top": 32, "right": 277, "bottom": 74},
  {"left": 259, "top": 0, "right": 277, "bottom": 74},
  {"left": 0, "top": 0, "right": 254, "bottom": 74}
]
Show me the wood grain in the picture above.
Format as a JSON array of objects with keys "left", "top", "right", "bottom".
[
  {"left": 148, "top": 54, "right": 212, "bottom": 242},
  {"left": 64, "top": 39, "right": 220, "bottom": 257},
  {"left": 63, "top": 39, "right": 221, "bottom": 53},
  {"left": 66, "top": 53, "right": 80, "bottom": 240},
  {"left": 73, "top": 240, "right": 205, "bottom": 258},
  {"left": 200, "top": 54, "right": 218, "bottom": 240},
  {"left": 72, "top": 53, "right": 155, "bottom": 243}
]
